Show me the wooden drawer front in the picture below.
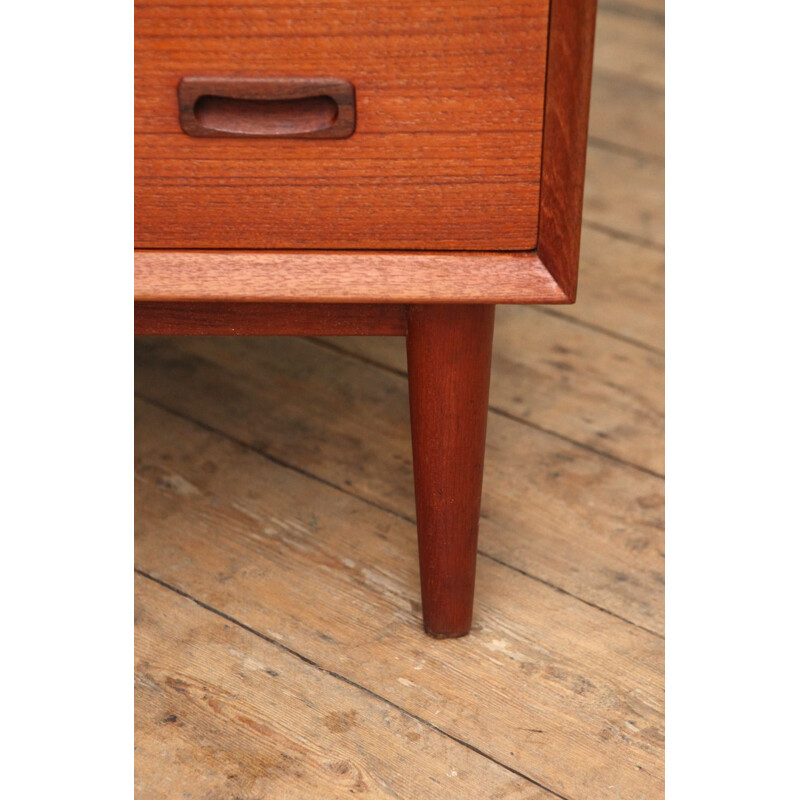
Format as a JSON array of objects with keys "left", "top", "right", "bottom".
[{"left": 135, "top": 0, "right": 548, "bottom": 251}]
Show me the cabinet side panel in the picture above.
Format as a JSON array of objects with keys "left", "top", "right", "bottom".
[{"left": 537, "top": 0, "right": 598, "bottom": 299}]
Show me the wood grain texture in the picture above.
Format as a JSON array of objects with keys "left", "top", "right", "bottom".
[
  {"left": 406, "top": 305, "right": 494, "bottom": 637},
  {"left": 589, "top": 72, "right": 664, "bottom": 158},
  {"left": 583, "top": 147, "right": 664, "bottom": 247},
  {"left": 134, "top": 301, "right": 408, "bottom": 336},
  {"left": 134, "top": 250, "right": 569, "bottom": 304},
  {"left": 135, "top": 0, "right": 548, "bottom": 250},
  {"left": 491, "top": 306, "right": 664, "bottom": 473},
  {"left": 135, "top": 397, "right": 664, "bottom": 800},
  {"left": 537, "top": 0, "right": 598, "bottom": 300},
  {"left": 559, "top": 225, "right": 664, "bottom": 351},
  {"left": 135, "top": 336, "right": 665, "bottom": 634},
  {"left": 135, "top": 574, "right": 547, "bottom": 799},
  {"left": 323, "top": 300, "right": 665, "bottom": 475},
  {"left": 135, "top": 8, "right": 664, "bottom": 796},
  {"left": 593, "top": 9, "right": 664, "bottom": 90}
]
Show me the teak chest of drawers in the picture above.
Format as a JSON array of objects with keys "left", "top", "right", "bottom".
[{"left": 135, "top": 0, "right": 597, "bottom": 637}]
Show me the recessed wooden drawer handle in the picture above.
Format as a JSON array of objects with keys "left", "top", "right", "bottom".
[{"left": 178, "top": 77, "right": 355, "bottom": 139}]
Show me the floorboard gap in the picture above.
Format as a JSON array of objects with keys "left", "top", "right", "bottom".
[
  {"left": 588, "top": 135, "right": 664, "bottom": 163},
  {"left": 306, "top": 339, "right": 666, "bottom": 480},
  {"left": 136, "top": 393, "right": 664, "bottom": 636},
  {"left": 479, "top": 552, "right": 664, "bottom": 639},
  {"left": 582, "top": 220, "right": 664, "bottom": 252},
  {"left": 533, "top": 308, "right": 665, "bottom": 356},
  {"left": 589, "top": 68, "right": 664, "bottom": 96},
  {"left": 599, "top": 2, "right": 665, "bottom": 25},
  {"left": 135, "top": 568, "right": 574, "bottom": 800}
]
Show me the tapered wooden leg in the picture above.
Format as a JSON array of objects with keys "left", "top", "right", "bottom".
[{"left": 406, "top": 304, "right": 495, "bottom": 637}]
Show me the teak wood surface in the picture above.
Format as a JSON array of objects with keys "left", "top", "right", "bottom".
[
  {"left": 135, "top": 302, "right": 409, "bottom": 336},
  {"left": 538, "top": 0, "right": 598, "bottom": 295},
  {"left": 407, "top": 305, "right": 494, "bottom": 636},
  {"left": 134, "top": 0, "right": 599, "bottom": 632},
  {"left": 135, "top": 0, "right": 549, "bottom": 251},
  {"left": 134, "top": 250, "right": 568, "bottom": 305},
  {"left": 134, "top": 0, "right": 596, "bottom": 304},
  {"left": 135, "top": 0, "right": 665, "bottom": 792}
]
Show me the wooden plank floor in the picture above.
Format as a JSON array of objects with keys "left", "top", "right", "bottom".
[{"left": 135, "top": 2, "right": 665, "bottom": 797}]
